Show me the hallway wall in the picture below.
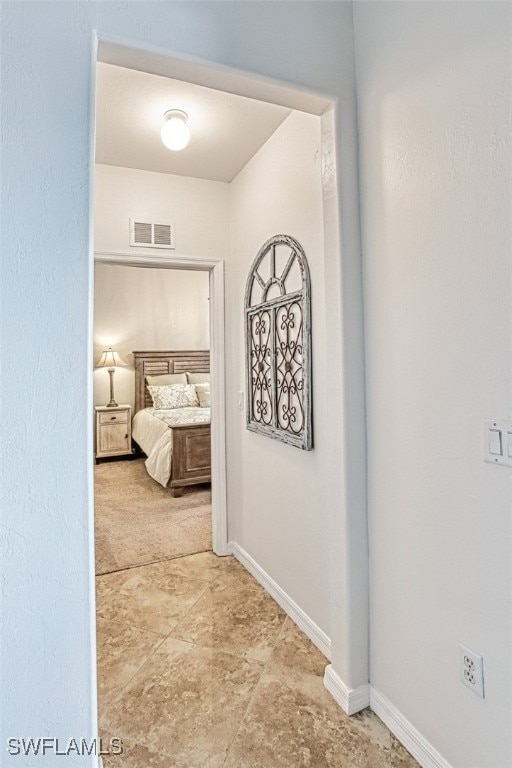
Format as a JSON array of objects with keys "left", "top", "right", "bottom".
[
  {"left": 94, "top": 163, "right": 229, "bottom": 259},
  {"left": 228, "top": 111, "right": 335, "bottom": 637},
  {"left": 354, "top": 2, "right": 512, "bottom": 766}
]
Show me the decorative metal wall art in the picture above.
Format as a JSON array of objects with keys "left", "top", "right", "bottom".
[{"left": 245, "top": 234, "right": 312, "bottom": 450}]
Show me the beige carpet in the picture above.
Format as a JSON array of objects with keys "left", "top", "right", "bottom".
[{"left": 95, "top": 458, "right": 212, "bottom": 575}]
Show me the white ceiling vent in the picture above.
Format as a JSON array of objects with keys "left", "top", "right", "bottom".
[{"left": 129, "top": 218, "right": 175, "bottom": 249}]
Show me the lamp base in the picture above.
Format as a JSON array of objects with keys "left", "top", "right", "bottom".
[{"left": 106, "top": 367, "right": 118, "bottom": 408}]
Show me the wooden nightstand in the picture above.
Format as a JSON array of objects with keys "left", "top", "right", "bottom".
[{"left": 95, "top": 405, "right": 132, "bottom": 462}]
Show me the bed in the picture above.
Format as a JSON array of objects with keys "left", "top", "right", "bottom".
[{"left": 131, "top": 350, "right": 211, "bottom": 497}]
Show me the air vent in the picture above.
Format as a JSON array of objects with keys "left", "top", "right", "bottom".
[{"left": 129, "top": 218, "right": 175, "bottom": 249}]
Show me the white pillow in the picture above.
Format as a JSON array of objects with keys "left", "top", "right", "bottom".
[
  {"left": 187, "top": 372, "right": 210, "bottom": 385},
  {"left": 195, "top": 383, "right": 210, "bottom": 408},
  {"left": 148, "top": 383, "right": 199, "bottom": 409}
]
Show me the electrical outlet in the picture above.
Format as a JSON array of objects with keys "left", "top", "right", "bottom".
[{"left": 459, "top": 643, "right": 485, "bottom": 698}]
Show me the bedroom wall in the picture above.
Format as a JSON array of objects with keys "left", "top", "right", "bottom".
[
  {"left": 353, "top": 2, "right": 512, "bottom": 766},
  {"left": 93, "top": 264, "right": 210, "bottom": 411},
  {"left": 227, "top": 111, "right": 335, "bottom": 637},
  {"left": 1, "top": 3, "right": 363, "bottom": 762}
]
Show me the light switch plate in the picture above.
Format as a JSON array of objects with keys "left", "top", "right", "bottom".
[{"left": 484, "top": 419, "right": 512, "bottom": 467}]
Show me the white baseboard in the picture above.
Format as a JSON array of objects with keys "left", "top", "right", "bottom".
[
  {"left": 323, "top": 664, "right": 370, "bottom": 715},
  {"left": 228, "top": 541, "right": 331, "bottom": 660},
  {"left": 370, "top": 687, "right": 453, "bottom": 768}
]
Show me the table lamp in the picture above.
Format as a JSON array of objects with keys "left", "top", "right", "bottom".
[{"left": 96, "top": 347, "right": 127, "bottom": 407}]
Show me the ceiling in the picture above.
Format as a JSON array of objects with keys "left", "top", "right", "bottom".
[{"left": 95, "top": 63, "right": 292, "bottom": 183}]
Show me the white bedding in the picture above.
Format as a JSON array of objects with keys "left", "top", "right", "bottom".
[{"left": 132, "top": 407, "right": 211, "bottom": 487}]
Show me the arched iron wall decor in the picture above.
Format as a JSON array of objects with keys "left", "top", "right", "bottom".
[{"left": 245, "top": 234, "right": 312, "bottom": 450}]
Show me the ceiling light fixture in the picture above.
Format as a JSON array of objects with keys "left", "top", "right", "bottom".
[{"left": 161, "top": 109, "right": 190, "bottom": 151}]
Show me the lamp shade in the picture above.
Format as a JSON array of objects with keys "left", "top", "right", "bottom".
[{"left": 96, "top": 347, "right": 127, "bottom": 369}]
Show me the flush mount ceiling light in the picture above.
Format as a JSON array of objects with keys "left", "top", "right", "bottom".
[{"left": 161, "top": 109, "right": 190, "bottom": 151}]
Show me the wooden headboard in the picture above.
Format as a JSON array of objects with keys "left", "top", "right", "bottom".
[{"left": 133, "top": 350, "right": 210, "bottom": 413}]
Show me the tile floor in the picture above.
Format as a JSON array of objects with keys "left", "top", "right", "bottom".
[{"left": 97, "top": 552, "right": 419, "bottom": 767}]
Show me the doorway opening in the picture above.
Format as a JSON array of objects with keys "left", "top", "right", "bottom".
[
  {"left": 90, "top": 38, "right": 357, "bottom": 768},
  {"left": 93, "top": 261, "right": 219, "bottom": 577}
]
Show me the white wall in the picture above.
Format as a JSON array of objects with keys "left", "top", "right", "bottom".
[
  {"left": 94, "top": 163, "right": 229, "bottom": 258},
  {"left": 228, "top": 111, "right": 335, "bottom": 635},
  {"left": 354, "top": 2, "right": 512, "bottom": 766},
  {"left": 94, "top": 264, "right": 209, "bottom": 410},
  {"left": 0, "top": 3, "right": 363, "bottom": 762}
]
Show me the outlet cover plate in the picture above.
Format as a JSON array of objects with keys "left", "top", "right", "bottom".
[{"left": 459, "top": 643, "right": 485, "bottom": 698}]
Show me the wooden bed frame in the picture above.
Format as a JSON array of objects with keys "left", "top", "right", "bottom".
[{"left": 133, "top": 350, "right": 211, "bottom": 497}]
